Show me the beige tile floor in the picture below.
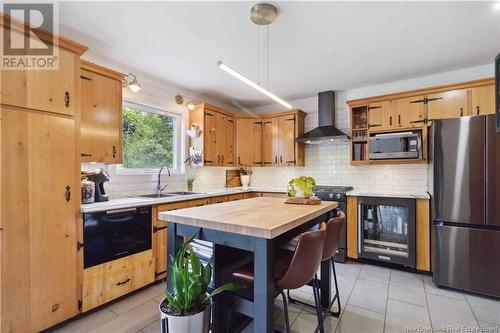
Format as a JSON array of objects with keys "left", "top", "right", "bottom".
[{"left": 51, "top": 262, "right": 500, "bottom": 333}]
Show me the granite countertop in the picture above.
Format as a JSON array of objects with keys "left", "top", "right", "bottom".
[
  {"left": 80, "top": 187, "right": 286, "bottom": 213},
  {"left": 346, "top": 190, "right": 430, "bottom": 199}
]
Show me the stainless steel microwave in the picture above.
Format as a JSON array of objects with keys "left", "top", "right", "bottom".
[{"left": 369, "top": 132, "right": 421, "bottom": 160}]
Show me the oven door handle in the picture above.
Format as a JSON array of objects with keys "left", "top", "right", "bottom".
[{"left": 105, "top": 208, "right": 137, "bottom": 216}]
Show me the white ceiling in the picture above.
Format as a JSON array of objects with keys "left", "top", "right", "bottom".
[{"left": 59, "top": 1, "right": 500, "bottom": 107}]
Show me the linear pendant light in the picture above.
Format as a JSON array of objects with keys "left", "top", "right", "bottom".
[{"left": 217, "top": 60, "right": 292, "bottom": 109}]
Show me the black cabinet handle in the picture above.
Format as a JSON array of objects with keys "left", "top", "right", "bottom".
[
  {"left": 64, "top": 91, "right": 70, "bottom": 107},
  {"left": 369, "top": 124, "right": 382, "bottom": 128},
  {"left": 274, "top": 156, "right": 277, "bottom": 165},
  {"left": 204, "top": 160, "right": 213, "bottom": 163},
  {"left": 426, "top": 97, "right": 443, "bottom": 103},
  {"left": 460, "top": 107, "right": 464, "bottom": 117},
  {"left": 80, "top": 75, "right": 92, "bottom": 81},
  {"left": 238, "top": 156, "right": 241, "bottom": 165},
  {"left": 81, "top": 153, "right": 92, "bottom": 157},
  {"left": 280, "top": 156, "right": 283, "bottom": 164},
  {"left": 398, "top": 115, "right": 401, "bottom": 125},
  {"left": 389, "top": 116, "right": 392, "bottom": 126},
  {"left": 286, "top": 160, "right": 295, "bottom": 164},
  {"left": 65, "top": 186, "right": 71, "bottom": 202},
  {"left": 476, "top": 106, "right": 480, "bottom": 115},
  {"left": 112, "top": 146, "right": 117, "bottom": 158},
  {"left": 116, "top": 278, "right": 130, "bottom": 286},
  {"left": 368, "top": 106, "right": 382, "bottom": 110},
  {"left": 217, "top": 155, "right": 220, "bottom": 163},
  {"left": 409, "top": 119, "right": 425, "bottom": 124},
  {"left": 409, "top": 98, "right": 426, "bottom": 104},
  {"left": 264, "top": 162, "right": 272, "bottom": 165}
]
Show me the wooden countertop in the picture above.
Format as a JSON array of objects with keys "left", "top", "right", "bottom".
[{"left": 158, "top": 197, "right": 338, "bottom": 239}]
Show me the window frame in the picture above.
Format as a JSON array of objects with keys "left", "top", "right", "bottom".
[{"left": 116, "top": 100, "right": 182, "bottom": 175}]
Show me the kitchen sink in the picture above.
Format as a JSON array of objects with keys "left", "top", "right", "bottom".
[
  {"left": 165, "top": 191, "right": 201, "bottom": 196},
  {"left": 136, "top": 194, "right": 178, "bottom": 198}
]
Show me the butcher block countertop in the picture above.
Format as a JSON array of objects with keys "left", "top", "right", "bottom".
[{"left": 158, "top": 197, "right": 338, "bottom": 239}]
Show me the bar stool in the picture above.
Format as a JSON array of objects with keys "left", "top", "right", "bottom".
[
  {"left": 287, "top": 211, "right": 346, "bottom": 322},
  {"left": 231, "top": 223, "right": 328, "bottom": 333}
]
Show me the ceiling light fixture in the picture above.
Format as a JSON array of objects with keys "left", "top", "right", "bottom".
[
  {"left": 186, "top": 101, "right": 196, "bottom": 111},
  {"left": 124, "top": 73, "right": 141, "bottom": 92},
  {"left": 217, "top": 61, "right": 291, "bottom": 109},
  {"left": 217, "top": 3, "right": 292, "bottom": 109}
]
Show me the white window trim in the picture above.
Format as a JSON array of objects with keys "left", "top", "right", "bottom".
[{"left": 116, "top": 100, "right": 184, "bottom": 176}]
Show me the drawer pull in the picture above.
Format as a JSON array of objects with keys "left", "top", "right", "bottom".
[
  {"left": 52, "top": 303, "right": 59, "bottom": 312},
  {"left": 153, "top": 225, "right": 167, "bottom": 233},
  {"left": 64, "top": 91, "right": 70, "bottom": 107},
  {"left": 116, "top": 278, "right": 130, "bottom": 286}
]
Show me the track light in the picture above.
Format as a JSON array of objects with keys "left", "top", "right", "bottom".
[{"left": 125, "top": 73, "right": 141, "bottom": 92}]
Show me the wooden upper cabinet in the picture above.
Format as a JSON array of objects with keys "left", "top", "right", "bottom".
[
  {"left": 80, "top": 61, "right": 125, "bottom": 164},
  {"left": 203, "top": 110, "right": 218, "bottom": 165},
  {"left": 2, "top": 108, "right": 79, "bottom": 332},
  {"left": 1, "top": 45, "right": 80, "bottom": 116},
  {"left": 470, "top": 84, "right": 495, "bottom": 116},
  {"left": 236, "top": 118, "right": 262, "bottom": 167},
  {"left": 251, "top": 119, "right": 263, "bottom": 165},
  {"left": 396, "top": 95, "right": 427, "bottom": 128},
  {"left": 263, "top": 117, "right": 279, "bottom": 166},
  {"left": 278, "top": 115, "right": 296, "bottom": 165},
  {"left": 224, "top": 116, "right": 235, "bottom": 166},
  {"left": 263, "top": 110, "right": 305, "bottom": 166},
  {"left": 190, "top": 103, "right": 235, "bottom": 166},
  {"left": 367, "top": 103, "right": 385, "bottom": 130},
  {"left": 427, "top": 89, "right": 468, "bottom": 120}
]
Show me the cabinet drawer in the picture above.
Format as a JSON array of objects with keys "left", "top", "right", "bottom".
[
  {"left": 82, "top": 253, "right": 154, "bottom": 312},
  {"left": 156, "top": 201, "right": 188, "bottom": 215},
  {"left": 210, "top": 195, "right": 228, "bottom": 204},
  {"left": 228, "top": 193, "right": 244, "bottom": 201},
  {"left": 187, "top": 198, "right": 211, "bottom": 207},
  {"left": 243, "top": 192, "right": 261, "bottom": 199}
]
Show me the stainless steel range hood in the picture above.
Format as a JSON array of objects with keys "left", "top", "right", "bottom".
[{"left": 296, "top": 91, "right": 349, "bottom": 144}]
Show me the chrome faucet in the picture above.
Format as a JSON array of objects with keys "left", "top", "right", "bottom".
[{"left": 156, "top": 166, "right": 170, "bottom": 196}]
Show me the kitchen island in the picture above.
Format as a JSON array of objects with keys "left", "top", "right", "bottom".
[{"left": 159, "top": 196, "right": 338, "bottom": 333}]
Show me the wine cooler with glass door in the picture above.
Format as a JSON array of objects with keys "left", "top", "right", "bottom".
[{"left": 358, "top": 196, "right": 416, "bottom": 267}]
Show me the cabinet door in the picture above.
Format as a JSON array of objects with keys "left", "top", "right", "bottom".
[
  {"left": 278, "top": 115, "right": 296, "bottom": 165},
  {"left": 368, "top": 103, "right": 384, "bottom": 130},
  {"left": 215, "top": 113, "right": 226, "bottom": 166},
  {"left": 262, "top": 118, "right": 279, "bottom": 166},
  {"left": 427, "top": 89, "right": 468, "bottom": 120},
  {"left": 80, "top": 69, "right": 123, "bottom": 163},
  {"left": 1, "top": 41, "right": 77, "bottom": 116},
  {"left": 251, "top": 120, "right": 263, "bottom": 166},
  {"left": 235, "top": 118, "right": 250, "bottom": 166},
  {"left": 224, "top": 116, "right": 235, "bottom": 166},
  {"left": 203, "top": 111, "right": 217, "bottom": 165},
  {"left": 396, "top": 95, "right": 427, "bottom": 128},
  {"left": 471, "top": 85, "right": 495, "bottom": 116},
  {"left": 2, "top": 109, "right": 78, "bottom": 332}
]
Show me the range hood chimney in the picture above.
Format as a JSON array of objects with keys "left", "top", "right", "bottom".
[{"left": 296, "top": 91, "right": 348, "bottom": 144}]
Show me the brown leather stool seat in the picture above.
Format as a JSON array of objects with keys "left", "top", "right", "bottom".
[{"left": 231, "top": 223, "right": 328, "bottom": 333}]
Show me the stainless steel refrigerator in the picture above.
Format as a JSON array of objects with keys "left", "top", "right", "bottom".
[{"left": 432, "top": 114, "right": 500, "bottom": 298}]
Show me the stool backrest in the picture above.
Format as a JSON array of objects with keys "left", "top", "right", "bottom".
[
  {"left": 276, "top": 222, "right": 327, "bottom": 290},
  {"left": 322, "top": 211, "right": 346, "bottom": 261}
]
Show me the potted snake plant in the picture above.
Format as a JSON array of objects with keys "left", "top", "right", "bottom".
[{"left": 159, "top": 233, "right": 241, "bottom": 333}]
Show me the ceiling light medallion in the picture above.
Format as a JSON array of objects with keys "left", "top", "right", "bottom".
[{"left": 218, "top": 3, "right": 291, "bottom": 109}]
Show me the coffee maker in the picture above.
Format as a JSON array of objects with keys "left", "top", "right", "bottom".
[{"left": 81, "top": 169, "right": 110, "bottom": 202}]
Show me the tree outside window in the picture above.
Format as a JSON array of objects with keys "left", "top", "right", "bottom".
[{"left": 122, "top": 105, "right": 175, "bottom": 169}]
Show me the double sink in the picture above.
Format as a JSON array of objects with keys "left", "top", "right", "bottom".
[{"left": 136, "top": 191, "right": 201, "bottom": 199}]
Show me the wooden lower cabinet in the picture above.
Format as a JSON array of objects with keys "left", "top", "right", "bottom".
[
  {"left": 228, "top": 193, "right": 244, "bottom": 201},
  {"left": 243, "top": 192, "right": 261, "bottom": 199},
  {"left": 153, "top": 202, "right": 187, "bottom": 281},
  {"left": 186, "top": 198, "right": 211, "bottom": 207},
  {"left": 81, "top": 250, "right": 155, "bottom": 312},
  {"left": 210, "top": 195, "right": 228, "bottom": 204},
  {"left": 416, "top": 199, "right": 431, "bottom": 272},
  {"left": 261, "top": 192, "right": 286, "bottom": 198},
  {"left": 1, "top": 108, "right": 79, "bottom": 332},
  {"left": 346, "top": 196, "right": 358, "bottom": 259}
]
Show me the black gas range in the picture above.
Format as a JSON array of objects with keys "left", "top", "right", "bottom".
[{"left": 313, "top": 185, "right": 353, "bottom": 262}]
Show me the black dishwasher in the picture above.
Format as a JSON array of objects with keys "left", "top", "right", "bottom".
[{"left": 83, "top": 206, "right": 152, "bottom": 268}]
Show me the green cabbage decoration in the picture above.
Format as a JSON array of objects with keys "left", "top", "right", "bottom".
[{"left": 288, "top": 176, "right": 316, "bottom": 197}]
